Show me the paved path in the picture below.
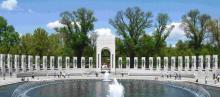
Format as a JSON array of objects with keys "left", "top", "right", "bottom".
[{"left": 1, "top": 74, "right": 220, "bottom": 88}]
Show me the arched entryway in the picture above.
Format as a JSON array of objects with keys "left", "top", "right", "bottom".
[
  {"left": 101, "top": 48, "right": 111, "bottom": 71},
  {"left": 96, "top": 34, "right": 115, "bottom": 72}
]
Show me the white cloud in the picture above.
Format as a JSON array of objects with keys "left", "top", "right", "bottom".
[
  {"left": 47, "top": 20, "right": 65, "bottom": 29},
  {"left": 167, "top": 22, "right": 186, "bottom": 45},
  {"left": 1, "top": 0, "right": 17, "bottom": 10},
  {"left": 95, "top": 28, "right": 114, "bottom": 36}
]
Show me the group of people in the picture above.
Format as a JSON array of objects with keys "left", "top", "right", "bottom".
[
  {"left": 160, "top": 73, "right": 182, "bottom": 80},
  {"left": 55, "top": 72, "right": 71, "bottom": 78},
  {"left": 213, "top": 73, "right": 220, "bottom": 84}
]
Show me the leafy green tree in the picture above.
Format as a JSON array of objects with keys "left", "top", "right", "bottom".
[
  {"left": 57, "top": 8, "right": 96, "bottom": 59},
  {"left": 175, "top": 40, "right": 193, "bottom": 56},
  {"left": 116, "top": 38, "right": 125, "bottom": 57},
  {"left": 109, "top": 7, "right": 153, "bottom": 67},
  {"left": 0, "top": 16, "right": 7, "bottom": 34},
  {"left": 0, "top": 16, "right": 20, "bottom": 54},
  {"left": 32, "top": 28, "right": 49, "bottom": 57},
  {"left": 87, "top": 32, "right": 97, "bottom": 57},
  {"left": 48, "top": 33, "right": 64, "bottom": 56},
  {"left": 181, "top": 9, "right": 211, "bottom": 55},
  {"left": 137, "top": 34, "right": 155, "bottom": 57},
  {"left": 20, "top": 33, "right": 34, "bottom": 55},
  {"left": 153, "top": 13, "right": 174, "bottom": 56},
  {"left": 207, "top": 19, "right": 220, "bottom": 49}
]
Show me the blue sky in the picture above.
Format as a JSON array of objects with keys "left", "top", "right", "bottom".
[{"left": 1, "top": 0, "right": 220, "bottom": 45}]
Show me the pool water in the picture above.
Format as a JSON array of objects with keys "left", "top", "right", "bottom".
[
  {"left": 1, "top": 79, "right": 219, "bottom": 97},
  {"left": 0, "top": 82, "right": 24, "bottom": 97}
]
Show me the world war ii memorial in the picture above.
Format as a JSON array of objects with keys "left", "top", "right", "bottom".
[{"left": 0, "top": 0, "right": 220, "bottom": 97}]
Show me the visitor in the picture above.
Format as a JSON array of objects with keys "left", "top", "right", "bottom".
[
  {"left": 3, "top": 73, "right": 5, "bottom": 80},
  {"left": 95, "top": 73, "right": 98, "bottom": 77},
  {"left": 10, "top": 72, "right": 12, "bottom": 78},
  {"left": 174, "top": 73, "right": 177, "bottom": 80},
  {"left": 21, "top": 77, "right": 25, "bottom": 81},
  {"left": 60, "top": 72, "right": 62, "bottom": 78},
  {"left": 217, "top": 75, "right": 220, "bottom": 82},
  {"left": 63, "top": 72, "right": 66, "bottom": 78},
  {"left": 213, "top": 73, "right": 216, "bottom": 80},
  {"left": 179, "top": 74, "right": 181, "bottom": 80},
  {"left": 196, "top": 79, "right": 198, "bottom": 83},
  {"left": 205, "top": 76, "right": 207, "bottom": 84},
  {"left": 68, "top": 73, "right": 70, "bottom": 78},
  {"left": 32, "top": 72, "right": 35, "bottom": 79}
]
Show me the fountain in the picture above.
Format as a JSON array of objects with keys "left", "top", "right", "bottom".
[
  {"left": 107, "top": 78, "right": 124, "bottom": 97},
  {"left": 103, "top": 70, "right": 111, "bottom": 81}
]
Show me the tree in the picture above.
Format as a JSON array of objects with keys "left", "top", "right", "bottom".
[
  {"left": 153, "top": 13, "right": 174, "bottom": 56},
  {"left": 207, "top": 19, "right": 220, "bottom": 49},
  {"left": 116, "top": 38, "right": 125, "bottom": 57},
  {"left": 48, "top": 33, "right": 64, "bottom": 56},
  {"left": 0, "top": 16, "right": 7, "bottom": 34},
  {"left": 109, "top": 7, "right": 153, "bottom": 67},
  {"left": 57, "top": 8, "right": 96, "bottom": 59},
  {"left": 32, "top": 28, "right": 49, "bottom": 57},
  {"left": 181, "top": 9, "right": 211, "bottom": 55},
  {"left": 88, "top": 32, "right": 97, "bottom": 57},
  {"left": 137, "top": 34, "right": 155, "bottom": 57},
  {"left": 175, "top": 40, "right": 193, "bottom": 56},
  {"left": 0, "top": 16, "right": 20, "bottom": 54},
  {"left": 20, "top": 33, "right": 34, "bottom": 55}
]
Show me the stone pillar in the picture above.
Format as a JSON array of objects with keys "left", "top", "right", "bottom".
[
  {"left": 149, "top": 57, "right": 153, "bottom": 71},
  {"left": 14, "top": 55, "right": 19, "bottom": 73},
  {"left": 164, "top": 57, "right": 168, "bottom": 71},
  {"left": 58, "top": 56, "right": 62, "bottom": 71},
  {"left": 35, "top": 56, "right": 40, "bottom": 71},
  {"left": 0, "top": 54, "right": 5, "bottom": 76},
  {"left": 89, "top": 57, "right": 93, "bottom": 68},
  {"left": 28, "top": 55, "right": 33, "bottom": 71},
  {"left": 213, "top": 55, "right": 218, "bottom": 71},
  {"left": 43, "top": 56, "right": 47, "bottom": 70},
  {"left": 118, "top": 57, "right": 122, "bottom": 68},
  {"left": 141, "top": 57, "right": 146, "bottom": 69},
  {"left": 126, "top": 57, "right": 130, "bottom": 69},
  {"left": 171, "top": 57, "right": 175, "bottom": 71},
  {"left": 134, "top": 57, "right": 138, "bottom": 69},
  {"left": 198, "top": 55, "right": 203, "bottom": 71},
  {"left": 81, "top": 57, "right": 85, "bottom": 68},
  {"left": 185, "top": 56, "right": 190, "bottom": 71},
  {"left": 156, "top": 57, "right": 161, "bottom": 71},
  {"left": 50, "top": 56, "right": 55, "bottom": 70},
  {"left": 7, "top": 54, "right": 12, "bottom": 74},
  {"left": 73, "top": 57, "right": 77, "bottom": 68},
  {"left": 178, "top": 56, "right": 183, "bottom": 71},
  {"left": 65, "top": 57, "right": 70, "bottom": 70},
  {"left": 0, "top": 54, "right": 2, "bottom": 72},
  {"left": 21, "top": 55, "right": 26, "bottom": 72},
  {"left": 192, "top": 56, "right": 196, "bottom": 71},
  {"left": 205, "top": 55, "right": 210, "bottom": 71}
]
